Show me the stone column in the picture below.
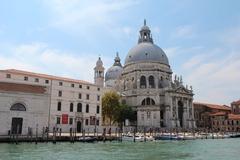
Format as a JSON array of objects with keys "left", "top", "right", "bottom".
[
  {"left": 146, "top": 75, "right": 149, "bottom": 89},
  {"left": 155, "top": 75, "right": 158, "bottom": 89},
  {"left": 186, "top": 99, "right": 190, "bottom": 128},
  {"left": 175, "top": 97, "right": 180, "bottom": 127},
  {"left": 183, "top": 99, "right": 188, "bottom": 129}
]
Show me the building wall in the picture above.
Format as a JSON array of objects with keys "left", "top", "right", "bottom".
[
  {"left": 0, "top": 70, "right": 103, "bottom": 134},
  {"left": 120, "top": 62, "right": 195, "bottom": 129},
  {"left": 232, "top": 104, "right": 240, "bottom": 114},
  {"left": 212, "top": 116, "right": 240, "bottom": 132},
  {"left": 49, "top": 80, "right": 103, "bottom": 133},
  {"left": 0, "top": 91, "right": 49, "bottom": 135}
]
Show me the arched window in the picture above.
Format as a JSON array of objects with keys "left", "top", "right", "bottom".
[
  {"left": 140, "top": 76, "right": 146, "bottom": 88},
  {"left": 77, "top": 103, "right": 82, "bottom": 112},
  {"left": 141, "top": 97, "right": 155, "bottom": 106},
  {"left": 149, "top": 75, "right": 155, "bottom": 88},
  {"left": 10, "top": 103, "right": 26, "bottom": 111}
]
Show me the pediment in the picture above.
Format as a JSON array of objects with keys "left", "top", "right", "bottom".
[{"left": 175, "top": 86, "right": 190, "bottom": 94}]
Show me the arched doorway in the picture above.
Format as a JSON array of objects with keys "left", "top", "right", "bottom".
[
  {"left": 10, "top": 103, "right": 26, "bottom": 134},
  {"left": 178, "top": 101, "right": 184, "bottom": 127},
  {"left": 77, "top": 121, "right": 82, "bottom": 133}
]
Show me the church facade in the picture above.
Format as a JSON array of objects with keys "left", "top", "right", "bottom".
[
  {"left": 0, "top": 20, "right": 196, "bottom": 136},
  {"left": 102, "top": 20, "right": 196, "bottom": 129}
]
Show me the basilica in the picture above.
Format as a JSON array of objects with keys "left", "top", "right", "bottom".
[
  {"left": 96, "top": 20, "right": 196, "bottom": 129},
  {"left": 0, "top": 20, "right": 196, "bottom": 136}
]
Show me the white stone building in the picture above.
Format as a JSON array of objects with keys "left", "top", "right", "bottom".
[
  {"left": 0, "top": 66, "right": 104, "bottom": 135},
  {"left": 104, "top": 20, "right": 196, "bottom": 129}
]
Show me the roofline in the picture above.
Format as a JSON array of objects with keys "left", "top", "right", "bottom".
[
  {"left": 0, "top": 69, "right": 95, "bottom": 86},
  {"left": 193, "top": 102, "right": 231, "bottom": 110}
]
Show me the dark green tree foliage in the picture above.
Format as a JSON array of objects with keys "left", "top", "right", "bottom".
[
  {"left": 102, "top": 90, "right": 137, "bottom": 128},
  {"left": 114, "top": 104, "right": 137, "bottom": 128}
]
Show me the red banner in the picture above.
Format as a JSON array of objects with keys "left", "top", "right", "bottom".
[{"left": 62, "top": 114, "right": 68, "bottom": 124}]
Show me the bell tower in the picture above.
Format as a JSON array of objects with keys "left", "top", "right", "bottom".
[{"left": 94, "top": 57, "right": 104, "bottom": 87}]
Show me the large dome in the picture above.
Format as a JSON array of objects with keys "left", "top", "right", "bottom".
[
  {"left": 124, "top": 20, "right": 169, "bottom": 66},
  {"left": 125, "top": 42, "right": 169, "bottom": 65}
]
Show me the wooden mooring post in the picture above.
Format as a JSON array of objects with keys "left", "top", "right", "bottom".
[{"left": 53, "top": 127, "right": 56, "bottom": 144}]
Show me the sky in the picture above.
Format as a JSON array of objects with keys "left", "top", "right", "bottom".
[{"left": 0, "top": 0, "right": 239, "bottom": 105}]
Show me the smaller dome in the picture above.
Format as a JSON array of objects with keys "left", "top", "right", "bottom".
[
  {"left": 105, "top": 52, "right": 123, "bottom": 82},
  {"left": 105, "top": 66, "right": 123, "bottom": 81}
]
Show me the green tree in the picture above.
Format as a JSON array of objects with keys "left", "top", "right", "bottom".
[
  {"left": 113, "top": 104, "right": 137, "bottom": 129},
  {"left": 102, "top": 90, "right": 120, "bottom": 127}
]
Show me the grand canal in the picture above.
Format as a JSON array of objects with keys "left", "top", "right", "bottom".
[{"left": 0, "top": 138, "right": 239, "bottom": 160}]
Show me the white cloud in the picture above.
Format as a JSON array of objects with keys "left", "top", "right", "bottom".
[
  {"left": 43, "top": 0, "right": 139, "bottom": 34},
  {"left": 0, "top": 42, "right": 113, "bottom": 83},
  {"left": 182, "top": 50, "right": 240, "bottom": 104}
]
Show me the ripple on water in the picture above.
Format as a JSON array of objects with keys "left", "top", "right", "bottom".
[{"left": 0, "top": 139, "right": 240, "bottom": 160}]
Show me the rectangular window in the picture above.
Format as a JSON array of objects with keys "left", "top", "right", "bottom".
[
  {"left": 58, "top": 91, "right": 62, "bottom": 97},
  {"left": 96, "top": 105, "right": 100, "bottom": 114},
  {"left": 45, "top": 80, "right": 49, "bottom": 84},
  {"left": 85, "top": 119, "right": 89, "bottom": 125},
  {"left": 24, "top": 76, "right": 28, "bottom": 81},
  {"left": 71, "top": 83, "right": 74, "bottom": 88},
  {"left": 57, "top": 102, "right": 61, "bottom": 111},
  {"left": 59, "top": 82, "right": 63, "bottom": 86},
  {"left": 97, "top": 87, "right": 100, "bottom": 91},
  {"left": 69, "top": 118, "right": 73, "bottom": 125},
  {"left": 79, "top": 84, "right": 82, "bottom": 88},
  {"left": 35, "top": 78, "right": 39, "bottom": 82},
  {"left": 96, "top": 119, "right": 99, "bottom": 126},
  {"left": 6, "top": 74, "right": 11, "bottom": 78},
  {"left": 97, "top": 95, "right": 100, "bottom": 101},
  {"left": 56, "top": 117, "right": 61, "bottom": 124},
  {"left": 70, "top": 103, "right": 74, "bottom": 112},
  {"left": 78, "top": 93, "right": 82, "bottom": 99},
  {"left": 86, "top": 104, "right": 89, "bottom": 113},
  {"left": 87, "top": 86, "right": 90, "bottom": 90},
  {"left": 86, "top": 94, "right": 90, "bottom": 100}
]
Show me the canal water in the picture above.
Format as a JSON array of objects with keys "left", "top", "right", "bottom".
[{"left": 0, "top": 138, "right": 239, "bottom": 160}]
